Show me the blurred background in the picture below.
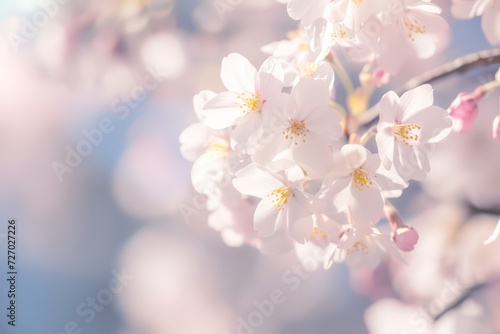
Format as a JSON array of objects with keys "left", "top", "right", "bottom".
[{"left": 0, "top": 0, "right": 499, "bottom": 333}]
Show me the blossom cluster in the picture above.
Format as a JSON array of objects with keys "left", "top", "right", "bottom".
[{"left": 179, "top": 0, "right": 500, "bottom": 269}]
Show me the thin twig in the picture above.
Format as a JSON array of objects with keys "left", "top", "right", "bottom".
[{"left": 400, "top": 49, "right": 500, "bottom": 94}]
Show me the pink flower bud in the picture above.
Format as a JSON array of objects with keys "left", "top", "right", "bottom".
[
  {"left": 447, "top": 88, "right": 485, "bottom": 133},
  {"left": 392, "top": 227, "right": 419, "bottom": 252},
  {"left": 493, "top": 115, "right": 500, "bottom": 139},
  {"left": 373, "top": 68, "right": 389, "bottom": 87}
]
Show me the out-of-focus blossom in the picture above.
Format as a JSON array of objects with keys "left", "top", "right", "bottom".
[
  {"left": 452, "top": 0, "right": 500, "bottom": 44},
  {"left": 484, "top": 218, "right": 500, "bottom": 245},
  {"left": 492, "top": 100, "right": 500, "bottom": 138},
  {"left": 179, "top": 90, "right": 217, "bottom": 161}
]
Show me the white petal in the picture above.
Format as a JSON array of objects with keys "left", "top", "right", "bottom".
[
  {"left": 202, "top": 91, "right": 243, "bottom": 130},
  {"left": 291, "top": 134, "right": 332, "bottom": 179},
  {"left": 404, "top": 105, "right": 453, "bottom": 143},
  {"left": 231, "top": 112, "right": 263, "bottom": 154},
  {"left": 288, "top": 198, "right": 313, "bottom": 244},
  {"left": 349, "top": 183, "right": 384, "bottom": 224},
  {"left": 375, "top": 128, "right": 396, "bottom": 170},
  {"left": 254, "top": 196, "right": 282, "bottom": 238},
  {"left": 484, "top": 219, "right": 500, "bottom": 245},
  {"left": 287, "top": 0, "right": 328, "bottom": 25},
  {"left": 328, "top": 177, "right": 353, "bottom": 213},
  {"left": 193, "top": 90, "right": 217, "bottom": 121},
  {"left": 257, "top": 57, "right": 284, "bottom": 101},
  {"left": 376, "top": 90, "right": 400, "bottom": 130},
  {"left": 179, "top": 122, "right": 211, "bottom": 161},
  {"left": 191, "top": 153, "right": 226, "bottom": 194},
  {"left": 481, "top": 2, "right": 500, "bottom": 45},
  {"left": 221, "top": 53, "right": 257, "bottom": 93},
  {"left": 233, "top": 164, "right": 283, "bottom": 198},
  {"left": 399, "top": 84, "right": 434, "bottom": 119},
  {"left": 340, "top": 144, "right": 370, "bottom": 170},
  {"left": 451, "top": 0, "right": 478, "bottom": 18},
  {"left": 291, "top": 78, "right": 331, "bottom": 119},
  {"left": 305, "top": 105, "right": 342, "bottom": 141},
  {"left": 251, "top": 133, "right": 289, "bottom": 166}
]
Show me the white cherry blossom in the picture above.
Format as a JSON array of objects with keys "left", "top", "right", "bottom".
[
  {"left": 232, "top": 162, "right": 315, "bottom": 243},
  {"left": 319, "top": 144, "right": 407, "bottom": 225},
  {"left": 374, "top": 84, "right": 452, "bottom": 181},
  {"left": 202, "top": 53, "right": 285, "bottom": 153},
  {"left": 252, "top": 78, "right": 342, "bottom": 179}
]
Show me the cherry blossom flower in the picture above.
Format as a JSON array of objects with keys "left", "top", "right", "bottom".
[
  {"left": 202, "top": 53, "right": 285, "bottom": 153},
  {"left": 330, "top": 224, "right": 401, "bottom": 269},
  {"left": 252, "top": 78, "right": 341, "bottom": 179},
  {"left": 375, "top": 0, "right": 449, "bottom": 73},
  {"left": 375, "top": 84, "right": 453, "bottom": 181},
  {"left": 207, "top": 184, "right": 259, "bottom": 248},
  {"left": 179, "top": 90, "right": 218, "bottom": 161},
  {"left": 320, "top": 144, "right": 407, "bottom": 225},
  {"left": 262, "top": 31, "right": 335, "bottom": 89},
  {"left": 232, "top": 162, "right": 315, "bottom": 243},
  {"left": 452, "top": 0, "right": 500, "bottom": 45}
]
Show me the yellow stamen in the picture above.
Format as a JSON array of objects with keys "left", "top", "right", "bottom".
[
  {"left": 206, "top": 139, "right": 229, "bottom": 157},
  {"left": 400, "top": 15, "right": 426, "bottom": 42},
  {"left": 352, "top": 168, "right": 373, "bottom": 191},
  {"left": 392, "top": 123, "right": 421, "bottom": 147},
  {"left": 283, "top": 120, "right": 310, "bottom": 145},
  {"left": 347, "top": 240, "right": 368, "bottom": 255},
  {"left": 237, "top": 92, "right": 262, "bottom": 113},
  {"left": 300, "top": 62, "right": 320, "bottom": 77},
  {"left": 310, "top": 227, "right": 328, "bottom": 240},
  {"left": 268, "top": 186, "right": 292, "bottom": 210}
]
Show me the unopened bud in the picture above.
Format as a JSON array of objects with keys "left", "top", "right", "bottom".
[
  {"left": 447, "top": 88, "right": 485, "bottom": 133},
  {"left": 392, "top": 227, "right": 419, "bottom": 252}
]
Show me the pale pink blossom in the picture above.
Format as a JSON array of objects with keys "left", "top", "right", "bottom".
[
  {"left": 262, "top": 30, "right": 335, "bottom": 89},
  {"left": 375, "top": 84, "right": 452, "bottom": 181},
  {"left": 232, "top": 162, "right": 315, "bottom": 243},
  {"left": 202, "top": 53, "right": 285, "bottom": 153},
  {"left": 179, "top": 90, "right": 218, "bottom": 161},
  {"left": 252, "top": 78, "right": 342, "bottom": 179},
  {"left": 320, "top": 144, "right": 407, "bottom": 225},
  {"left": 452, "top": 0, "right": 500, "bottom": 44}
]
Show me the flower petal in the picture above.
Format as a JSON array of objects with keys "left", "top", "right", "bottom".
[
  {"left": 254, "top": 196, "right": 282, "bottom": 238},
  {"left": 233, "top": 164, "right": 283, "bottom": 198},
  {"left": 221, "top": 53, "right": 257, "bottom": 93},
  {"left": 349, "top": 183, "right": 384, "bottom": 224},
  {"left": 202, "top": 91, "right": 242, "bottom": 129},
  {"left": 400, "top": 84, "right": 434, "bottom": 119},
  {"left": 257, "top": 57, "right": 284, "bottom": 101}
]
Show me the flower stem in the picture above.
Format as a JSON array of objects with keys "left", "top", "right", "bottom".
[
  {"left": 326, "top": 54, "right": 354, "bottom": 95},
  {"left": 481, "top": 80, "right": 500, "bottom": 92},
  {"left": 359, "top": 125, "right": 378, "bottom": 146}
]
